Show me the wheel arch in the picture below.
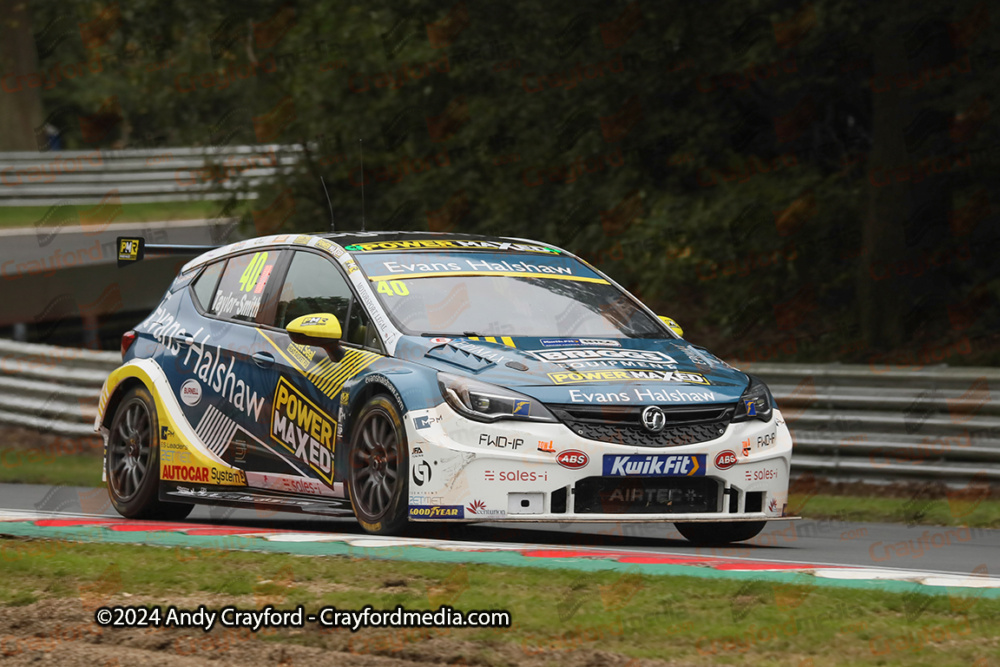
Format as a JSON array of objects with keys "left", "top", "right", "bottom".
[
  {"left": 100, "top": 376, "right": 148, "bottom": 431},
  {"left": 335, "top": 372, "right": 408, "bottom": 483}
]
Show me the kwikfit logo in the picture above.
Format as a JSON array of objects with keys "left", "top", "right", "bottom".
[{"left": 603, "top": 454, "right": 705, "bottom": 477}]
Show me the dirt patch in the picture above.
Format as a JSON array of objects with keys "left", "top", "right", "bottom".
[{"left": 0, "top": 596, "right": 685, "bottom": 666}]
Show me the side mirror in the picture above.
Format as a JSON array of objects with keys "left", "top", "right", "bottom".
[
  {"left": 286, "top": 313, "right": 343, "bottom": 342},
  {"left": 658, "top": 315, "right": 684, "bottom": 338}
]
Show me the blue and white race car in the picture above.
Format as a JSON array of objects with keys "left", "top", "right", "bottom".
[{"left": 96, "top": 232, "right": 794, "bottom": 544}]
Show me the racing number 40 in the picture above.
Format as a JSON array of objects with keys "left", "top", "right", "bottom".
[
  {"left": 239, "top": 252, "right": 268, "bottom": 292},
  {"left": 376, "top": 280, "right": 409, "bottom": 296}
]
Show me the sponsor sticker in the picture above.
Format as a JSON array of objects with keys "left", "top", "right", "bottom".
[
  {"left": 578, "top": 339, "right": 621, "bottom": 347},
  {"left": 118, "top": 237, "right": 141, "bottom": 262},
  {"left": 270, "top": 377, "right": 336, "bottom": 484},
  {"left": 540, "top": 338, "right": 581, "bottom": 346},
  {"left": 548, "top": 369, "right": 710, "bottom": 385},
  {"left": 300, "top": 316, "right": 328, "bottom": 326},
  {"left": 527, "top": 348, "right": 676, "bottom": 363},
  {"left": 484, "top": 469, "right": 550, "bottom": 482},
  {"left": 344, "top": 239, "right": 558, "bottom": 253},
  {"left": 537, "top": 440, "right": 556, "bottom": 453},
  {"left": 160, "top": 450, "right": 246, "bottom": 486},
  {"left": 179, "top": 379, "right": 202, "bottom": 406},
  {"left": 466, "top": 499, "right": 505, "bottom": 516},
  {"left": 409, "top": 505, "right": 464, "bottom": 519},
  {"left": 715, "top": 450, "right": 737, "bottom": 470},
  {"left": 512, "top": 400, "right": 531, "bottom": 417},
  {"left": 556, "top": 450, "right": 589, "bottom": 469},
  {"left": 479, "top": 434, "right": 523, "bottom": 449},
  {"left": 603, "top": 454, "right": 706, "bottom": 477}
]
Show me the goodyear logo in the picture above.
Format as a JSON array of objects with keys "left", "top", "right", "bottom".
[
  {"left": 548, "top": 369, "right": 710, "bottom": 385},
  {"left": 603, "top": 454, "right": 706, "bottom": 477},
  {"left": 409, "top": 505, "right": 465, "bottom": 519},
  {"left": 271, "top": 377, "right": 336, "bottom": 484}
]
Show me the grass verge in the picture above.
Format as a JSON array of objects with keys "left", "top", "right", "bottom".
[
  {"left": 0, "top": 449, "right": 104, "bottom": 487},
  {"left": 789, "top": 492, "right": 1000, "bottom": 529},
  {"left": 0, "top": 200, "right": 243, "bottom": 227},
  {"left": 0, "top": 538, "right": 996, "bottom": 666}
]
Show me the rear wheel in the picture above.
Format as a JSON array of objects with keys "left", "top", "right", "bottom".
[
  {"left": 347, "top": 395, "right": 409, "bottom": 535},
  {"left": 106, "top": 386, "right": 193, "bottom": 520},
  {"left": 674, "top": 521, "right": 766, "bottom": 545}
]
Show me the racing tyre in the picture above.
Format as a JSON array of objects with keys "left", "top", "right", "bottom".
[
  {"left": 106, "top": 386, "right": 193, "bottom": 520},
  {"left": 674, "top": 521, "right": 766, "bottom": 545},
  {"left": 347, "top": 395, "right": 409, "bottom": 535}
]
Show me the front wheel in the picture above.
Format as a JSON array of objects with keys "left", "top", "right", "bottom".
[
  {"left": 674, "top": 521, "right": 766, "bottom": 545},
  {"left": 347, "top": 395, "right": 409, "bottom": 535},
  {"left": 105, "top": 386, "right": 193, "bottom": 520}
]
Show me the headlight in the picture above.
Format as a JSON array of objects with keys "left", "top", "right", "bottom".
[
  {"left": 437, "top": 372, "right": 556, "bottom": 423},
  {"left": 732, "top": 375, "right": 773, "bottom": 423}
]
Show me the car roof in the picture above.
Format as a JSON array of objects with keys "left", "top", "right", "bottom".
[
  {"left": 317, "top": 230, "right": 554, "bottom": 248},
  {"left": 179, "top": 230, "right": 568, "bottom": 274}
]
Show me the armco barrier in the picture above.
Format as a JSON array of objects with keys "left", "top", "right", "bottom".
[
  {"left": 0, "top": 145, "right": 301, "bottom": 206},
  {"left": 0, "top": 339, "right": 997, "bottom": 483},
  {"left": 0, "top": 338, "right": 117, "bottom": 437}
]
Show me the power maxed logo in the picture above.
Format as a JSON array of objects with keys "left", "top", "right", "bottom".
[
  {"left": 603, "top": 454, "right": 706, "bottom": 477},
  {"left": 270, "top": 377, "right": 336, "bottom": 484},
  {"left": 547, "top": 369, "right": 709, "bottom": 385},
  {"left": 409, "top": 505, "right": 464, "bottom": 519}
]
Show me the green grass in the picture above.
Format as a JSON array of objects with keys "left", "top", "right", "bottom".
[
  {"left": 0, "top": 538, "right": 996, "bottom": 665},
  {"left": 0, "top": 200, "right": 244, "bottom": 227},
  {"left": 0, "top": 449, "right": 104, "bottom": 487},
  {"left": 790, "top": 492, "right": 1000, "bottom": 529}
]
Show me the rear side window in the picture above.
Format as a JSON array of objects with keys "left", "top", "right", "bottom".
[
  {"left": 210, "top": 251, "right": 279, "bottom": 322},
  {"left": 191, "top": 261, "right": 224, "bottom": 311},
  {"left": 272, "top": 251, "right": 352, "bottom": 329}
]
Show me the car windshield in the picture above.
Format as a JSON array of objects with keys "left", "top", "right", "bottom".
[{"left": 352, "top": 250, "right": 663, "bottom": 338}]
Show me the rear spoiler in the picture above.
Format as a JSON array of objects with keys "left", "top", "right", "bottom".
[{"left": 116, "top": 236, "right": 219, "bottom": 268}]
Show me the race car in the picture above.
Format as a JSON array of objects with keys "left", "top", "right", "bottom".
[{"left": 96, "top": 231, "right": 795, "bottom": 544}]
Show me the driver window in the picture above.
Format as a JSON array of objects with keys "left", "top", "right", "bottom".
[{"left": 273, "top": 252, "right": 352, "bottom": 329}]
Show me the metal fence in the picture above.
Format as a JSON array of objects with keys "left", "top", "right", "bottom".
[
  {"left": 0, "top": 338, "right": 996, "bottom": 483},
  {"left": 0, "top": 145, "right": 301, "bottom": 206}
]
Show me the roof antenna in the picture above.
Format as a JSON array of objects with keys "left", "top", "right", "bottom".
[
  {"left": 320, "top": 175, "right": 335, "bottom": 232},
  {"left": 358, "top": 138, "right": 366, "bottom": 232}
]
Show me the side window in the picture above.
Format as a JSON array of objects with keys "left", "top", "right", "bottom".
[
  {"left": 191, "top": 261, "right": 225, "bottom": 311},
  {"left": 210, "top": 251, "right": 279, "bottom": 322},
  {"left": 272, "top": 252, "right": 352, "bottom": 329},
  {"left": 346, "top": 298, "right": 380, "bottom": 349}
]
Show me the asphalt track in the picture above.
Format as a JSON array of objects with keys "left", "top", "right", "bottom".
[{"left": 1, "top": 482, "right": 997, "bottom": 581}]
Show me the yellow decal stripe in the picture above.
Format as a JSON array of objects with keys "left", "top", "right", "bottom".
[
  {"left": 367, "top": 271, "right": 609, "bottom": 284},
  {"left": 501, "top": 336, "right": 515, "bottom": 347},
  {"left": 258, "top": 330, "right": 380, "bottom": 400}
]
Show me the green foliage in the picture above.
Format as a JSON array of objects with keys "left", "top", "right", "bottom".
[{"left": 26, "top": 0, "right": 1000, "bottom": 361}]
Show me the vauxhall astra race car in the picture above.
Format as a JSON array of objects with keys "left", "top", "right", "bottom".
[{"left": 96, "top": 231, "right": 794, "bottom": 544}]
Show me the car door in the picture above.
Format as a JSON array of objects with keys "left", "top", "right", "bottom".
[
  {"left": 173, "top": 249, "right": 294, "bottom": 482},
  {"left": 253, "top": 249, "right": 382, "bottom": 496}
]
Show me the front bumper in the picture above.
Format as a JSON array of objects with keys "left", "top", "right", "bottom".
[{"left": 405, "top": 401, "right": 793, "bottom": 523}]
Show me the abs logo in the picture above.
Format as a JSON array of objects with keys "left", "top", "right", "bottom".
[
  {"left": 556, "top": 450, "right": 589, "bottom": 469},
  {"left": 714, "top": 450, "right": 737, "bottom": 470}
]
